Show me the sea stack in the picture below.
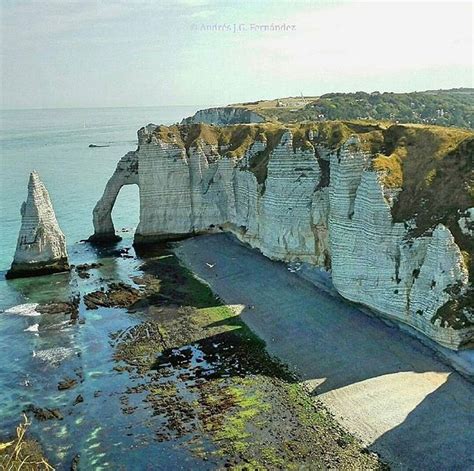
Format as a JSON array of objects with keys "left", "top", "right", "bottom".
[{"left": 6, "top": 171, "right": 69, "bottom": 279}]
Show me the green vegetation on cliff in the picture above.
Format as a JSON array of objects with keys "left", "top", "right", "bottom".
[
  {"left": 233, "top": 89, "right": 474, "bottom": 129},
  {"left": 0, "top": 415, "right": 53, "bottom": 470}
]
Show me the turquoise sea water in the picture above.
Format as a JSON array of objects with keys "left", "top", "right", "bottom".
[
  {"left": 0, "top": 106, "right": 199, "bottom": 274},
  {"left": 0, "top": 106, "right": 210, "bottom": 469},
  {"left": 0, "top": 106, "right": 199, "bottom": 306}
]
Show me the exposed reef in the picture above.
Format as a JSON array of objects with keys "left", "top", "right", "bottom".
[
  {"left": 7, "top": 171, "right": 69, "bottom": 279},
  {"left": 108, "top": 245, "right": 384, "bottom": 469},
  {"left": 83, "top": 282, "right": 142, "bottom": 310},
  {"left": 92, "top": 121, "right": 474, "bottom": 350}
]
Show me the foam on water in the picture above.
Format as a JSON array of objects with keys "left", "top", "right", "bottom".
[
  {"left": 34, "top": 346, "right": 75, "bottom": 364},
  {"left": 4, "top": 303, "right": 40, "bottom": 317},
  {"left": 24, "top": 323, "right": 39, "bottom": 332}
]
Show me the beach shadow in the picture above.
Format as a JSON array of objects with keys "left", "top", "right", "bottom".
[
  {"left": 213, "top": 289, "right": 474, "bottom": 469},
  {"left": 173, "top": 233, "right": 474, "bottom": 469},
  {"left": 371, "top": 373, "right": 474, "bottom": 469}
]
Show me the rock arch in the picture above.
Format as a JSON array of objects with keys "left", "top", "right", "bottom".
[{"left": 90, "top": 151, "right": 139, "bottom": 242}]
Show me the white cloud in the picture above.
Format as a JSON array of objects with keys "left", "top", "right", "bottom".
[{"left": 1, "top": 0, "right": 472, "bottom": 108}]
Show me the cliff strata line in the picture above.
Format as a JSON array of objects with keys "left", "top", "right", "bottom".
[{"left": 92, "top": 122, "right": 474, "bottom": 350}]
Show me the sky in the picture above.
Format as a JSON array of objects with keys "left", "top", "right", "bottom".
[{"left": 1, "top": 0, "right": 472, "bottom": 109}]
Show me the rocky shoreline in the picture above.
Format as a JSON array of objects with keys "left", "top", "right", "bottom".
[
  {"left": 1, "top": 240, "right": 386, "bottom": 469},
  {"left": 106, "top": 244, "right": 385, "bottom": 469}
]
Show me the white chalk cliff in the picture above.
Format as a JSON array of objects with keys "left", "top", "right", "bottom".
[
  {"left": 182, "top": 107, "right": 264, "bottom": 125},
  {"left": 92, "top": 123, "right": 473, "bottom": 350},
  {"left": 7, "top": 171, "right": 69, "bottom": 278}
]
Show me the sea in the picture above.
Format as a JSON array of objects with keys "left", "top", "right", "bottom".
[
  {"left": 0, "top": 106, "right": 207, "bottom": 469},
  {"left": 0, "top": 106, "right": 202, "bottom": 306},
  {"left": 0, "top": 106, "right": 203, "bottom": 274}
]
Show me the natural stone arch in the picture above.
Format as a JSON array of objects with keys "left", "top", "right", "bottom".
[{"left": 90, "top": 151, "right": 139, "bottom": 242}]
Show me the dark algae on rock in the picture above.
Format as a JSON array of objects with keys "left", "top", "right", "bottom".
[
  {"left": 109, "top": 244, "right": 386, "bottom": 469},
  {"left": 83, "top": 282, "right": 142, "bottom": 310},
  {"left": 23, "top": 405, "right": 63, "bottom": 421}
]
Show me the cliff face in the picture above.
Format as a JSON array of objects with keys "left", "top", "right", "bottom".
[
  {"left": 92, "top": 122, "right": 473, "bottom": 350},
  {"left": 181, "top": 107, "right": 264, "bottom": 125},
  {"left": 7, "top": 171, "right": 69, "bottom": 278}
]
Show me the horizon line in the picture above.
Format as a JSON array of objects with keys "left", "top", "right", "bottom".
[
  {"left": 0, "top": 104, "right": 217, "bottom": 112},
  {"left": 1, "top": 86, "right": 473, "bottom": 112}
]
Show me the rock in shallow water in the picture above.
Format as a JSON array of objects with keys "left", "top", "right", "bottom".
[
  {"left": 24, "top": 404, "right": 63, "bottom": 421},
  {"left": 83, "top": 282, "right": 142, "bottom": 310},
  {"left": 6, "top": 171, "right": 69, "bottom": 279},
  {"left": 57, "top": 377, "right": 78, "bottom": 390},
  {"left": 73, "top": 394, "right": 84, "bottom": 406}
]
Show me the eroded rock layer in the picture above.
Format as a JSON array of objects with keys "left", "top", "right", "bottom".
[
  {"left": 7, "top": 171, "right": 69, "bottom": 278},
  {"left": 92, "top": 122, "right": 474, "bottom": 350}
]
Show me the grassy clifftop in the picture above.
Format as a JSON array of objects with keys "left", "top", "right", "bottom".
[{"left": 228, "top": 89, "right": 474, "bottom": 129}]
